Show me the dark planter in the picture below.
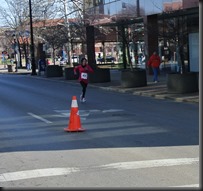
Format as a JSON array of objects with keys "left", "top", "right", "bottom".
[
  {"left": 64, "top": 67, "right": 79, "bottom": 80},
  {"left": 89, "top": 68, "right": 111, "bottom": 83},
  {"left": 167, "top": 72, "right": 198, "bottom": 94},
  {"left": 45, "top": 65, "right": 63, "bottom": 77},
  {"left": 121, "top": 68, "right": 147, "bottom": 88},
  {"left": 7, "top": 65, "right": 13, "bottom": 72}
]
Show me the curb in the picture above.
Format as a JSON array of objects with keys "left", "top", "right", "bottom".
[{"left": 95, "top": 86, "right": 199, "bottom": 104}]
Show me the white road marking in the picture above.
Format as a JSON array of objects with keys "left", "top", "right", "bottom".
[
  {"left": 0, "top": 167, "right": 79, "bottom": 182},
  {"left": 53, "top": 109, "right": 124, "bottom": 120},
  {"left": 102, "top": 109, "right": 124, "bottom": 113},
  {"left": 171, "top": 184, "right": 199, "bottom": 187},
  {"left": 100, "top": 157, "right": 199, "bottom": 170},
  {"left": 54, "top": 109, "right": 124, "bottom": 117},
  {"left": 0, "top": 157, "right": 199, "bottom": 183},
  {"left": 89, "top": 110, "right": 101, "bottom": 113},
  {"left": 28, "top": 112, "right": 52, "bottom": 124},
  {"left": 54, "top": 110, "right": 90, "bottom": 117}
]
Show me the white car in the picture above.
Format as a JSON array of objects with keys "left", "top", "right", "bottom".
[
  {"left": 72, "top": 55, "right": 79, "bottom": 63},
  {"left": 160, "top": 62, "right": 179, "bottom": 72},
  {"left": 137, "top": 54, "right": 146, "bottom": 69}
]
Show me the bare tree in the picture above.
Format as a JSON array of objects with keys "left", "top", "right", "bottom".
[
  {"left": 0, "top": 0, "right": 57, "bottom": 67},
  {"left": 0, "top": 0, "right": 30, "bottom": 67},
  {"left": 109, "top": 2, "right": 145, "bottom": 70},
  {"left": 159, "top": 11, "right": 189, "bottom": 73}
]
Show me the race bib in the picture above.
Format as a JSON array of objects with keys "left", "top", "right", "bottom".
[{"left": 81, "top": 72, "right": 88, "bottom": 79}]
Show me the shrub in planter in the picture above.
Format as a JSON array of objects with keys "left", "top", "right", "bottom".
[
  {"left": 7, "top": 64, "right": 14, "bottom": 72},
  {"left": 121, "top": 68, "right": 147, "bottom": 88},
  {"left": 64, "top": 67, "right": 79, "bottom": 80},
  {"left": 89, "top": 68, "right": 111, "bottom": 83},
  {"left": 45, "top": 65, "right": 63, "bottom": 77}
]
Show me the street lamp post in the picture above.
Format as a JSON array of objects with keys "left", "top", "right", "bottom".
[
  {"left": 29, "top": 0, "right": 37, "bottom": 75},
  {"left": 63, "top": 0, "right": 72, "bottom": 66}
]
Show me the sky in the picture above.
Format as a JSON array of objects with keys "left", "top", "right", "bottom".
[{"left": 0, "top": 1, "right": 7, "bottom": 27}]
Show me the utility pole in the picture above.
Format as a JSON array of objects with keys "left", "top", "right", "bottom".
[
  {"left": 137, "top": 0, "right": 140, "bottom": 17},
  {"left": 63, "top": 0, "right": 72, "bottom": 66},
  {"left": 29, "top": 0, "right": 37, "bottom": 75}
]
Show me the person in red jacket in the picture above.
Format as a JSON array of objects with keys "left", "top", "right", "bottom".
[
  {"left": 147, "top": 51, "right": 161, "bottom": 83},
  {"left": 74, "top": 57, "right": 94, "bottom": 102}
]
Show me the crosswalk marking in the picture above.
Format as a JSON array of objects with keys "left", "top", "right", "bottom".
[
  {"left": 28, "top": 112, "right": 52, "bottom": 124},
  {"left": 171, "top": 184, "right": 199, "bottom": 187},
  {"left": 27, "top": 109, "right": 124, "bottom": 122},
  {"left": 102, "top": 109, "right": 124, "bottom": 113},
  {"left": 100, "top": 157, "right": 199, "bottom": 170},
  {"left": 54, "top": 109, "right": 124, "bottom": 118},
  {"left": 0, "top": 168, "right": 79, "bottom": 182},
  {"left": 0, "top": 157, "right": 198, "bottom": 183}
]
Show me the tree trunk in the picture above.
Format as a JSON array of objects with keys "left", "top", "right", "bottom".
[
  {"left": 121, "top": 25, "right": 127, "bottom": 69},
  {"left": 86, "top": 26, "right": 97, "bottom": 70}
]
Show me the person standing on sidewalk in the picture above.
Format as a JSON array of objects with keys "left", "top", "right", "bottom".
[
  {"left": 74, "top": 57, "right": 94, "bottom": 102},
  {"left": 46, "top": 59, "right": 51, "bottom": 65},
  {"left": 38, "top": 58, "right": 46, "bottom": 76},
  {"left": 147, "top": 51, "right": 161, "bottom": 83},
  {"left": 26, "top": 57, "right": 31, "bottom": 71}
]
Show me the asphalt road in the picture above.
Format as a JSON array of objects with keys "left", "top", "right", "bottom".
[{"left": 0, "top": 74, "right": 199, "bottom": 188}]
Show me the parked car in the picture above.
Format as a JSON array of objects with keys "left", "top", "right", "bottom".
[
  {"left": 97, "top": 56, "right": 115, "bottom": 63},
  {"left": 72, "top": 55, "right": 79, "bottom": 63},
  {"left": 136, "top": 62, "right": 146, "bottom": 69},
  {"left": 160, "top": 62, "right": 179, "bottom": 72},
  {"left": 136, "top": 54, "right": 146, "bottom": 69},
  {"left": 59, "top": 57, "right": 66, "bottom": 65}
]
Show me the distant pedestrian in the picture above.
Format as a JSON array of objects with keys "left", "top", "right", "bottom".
[
  {"left": 38, "top": 58, "right": 46, "bottom": 76},
  {"left": 2, "top": 52, "right": 6, "bottom": 68},
  {"left": 147, "top": 51, "right": 161, "bottom": 83},
  {"left": 46, "top": 59, "right": 51, "bottom": 65},
  {"left": 26, "top": 57, "right": 31, "bottom": 71},
  {"left": 74, "top": 58, "right": 94, "bottom": 102}
]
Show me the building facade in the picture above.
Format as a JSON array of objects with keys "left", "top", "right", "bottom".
[
  {"left": 0, "top": 0, "right": 198, "bottom": 69},
  {"left": 83, "top": 0, "right": 199, "bottom": 70}
]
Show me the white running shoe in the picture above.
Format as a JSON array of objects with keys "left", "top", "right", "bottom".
[
  {"left": 82, "top": 98, "right": 86, "bottom": 102},
  {"left": 80, "top": 94, "right": 83, "bottom": 102}
]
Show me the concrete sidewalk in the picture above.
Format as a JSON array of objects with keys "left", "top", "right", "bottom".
[
  {"left": 0, "top": 65, "right": 199, "bottom": 104},
  {"left": 89, "top": 70, "right": 199, "bottom": 104}
]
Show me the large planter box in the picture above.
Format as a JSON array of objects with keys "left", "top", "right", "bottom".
[
  {"left": 45, "top": 65, "right": 63, "bottom": 77},
  {"left": 121, "top": 68, "right": 147, "bottom": 88},
  {"left": 64, "top": 67, "right": 79, "bottom": 80},
  {"left": 89, "top": 68, "right": 111, "bottom": 83},
  {"left": 167, "top": 72, "right": 198, "bottom": 94},
  {"left": 7, "top": 65, "right": 14, "bottom": 72}
]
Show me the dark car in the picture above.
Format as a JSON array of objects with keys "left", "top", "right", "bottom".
[{"left": 97, "top": 56, "right": 115, "bottom": 63}]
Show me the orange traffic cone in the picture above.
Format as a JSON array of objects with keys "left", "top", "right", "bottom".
[{"left": 64, "top": 96, "right": 85, "bottom": 132}]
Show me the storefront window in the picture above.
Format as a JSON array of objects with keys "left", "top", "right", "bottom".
[
  {"left": 85, "top": 0, "right": 198, "bottom": 69},
  {"left": 102, "top": 0, "right": 174, "bottom": 16}
]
